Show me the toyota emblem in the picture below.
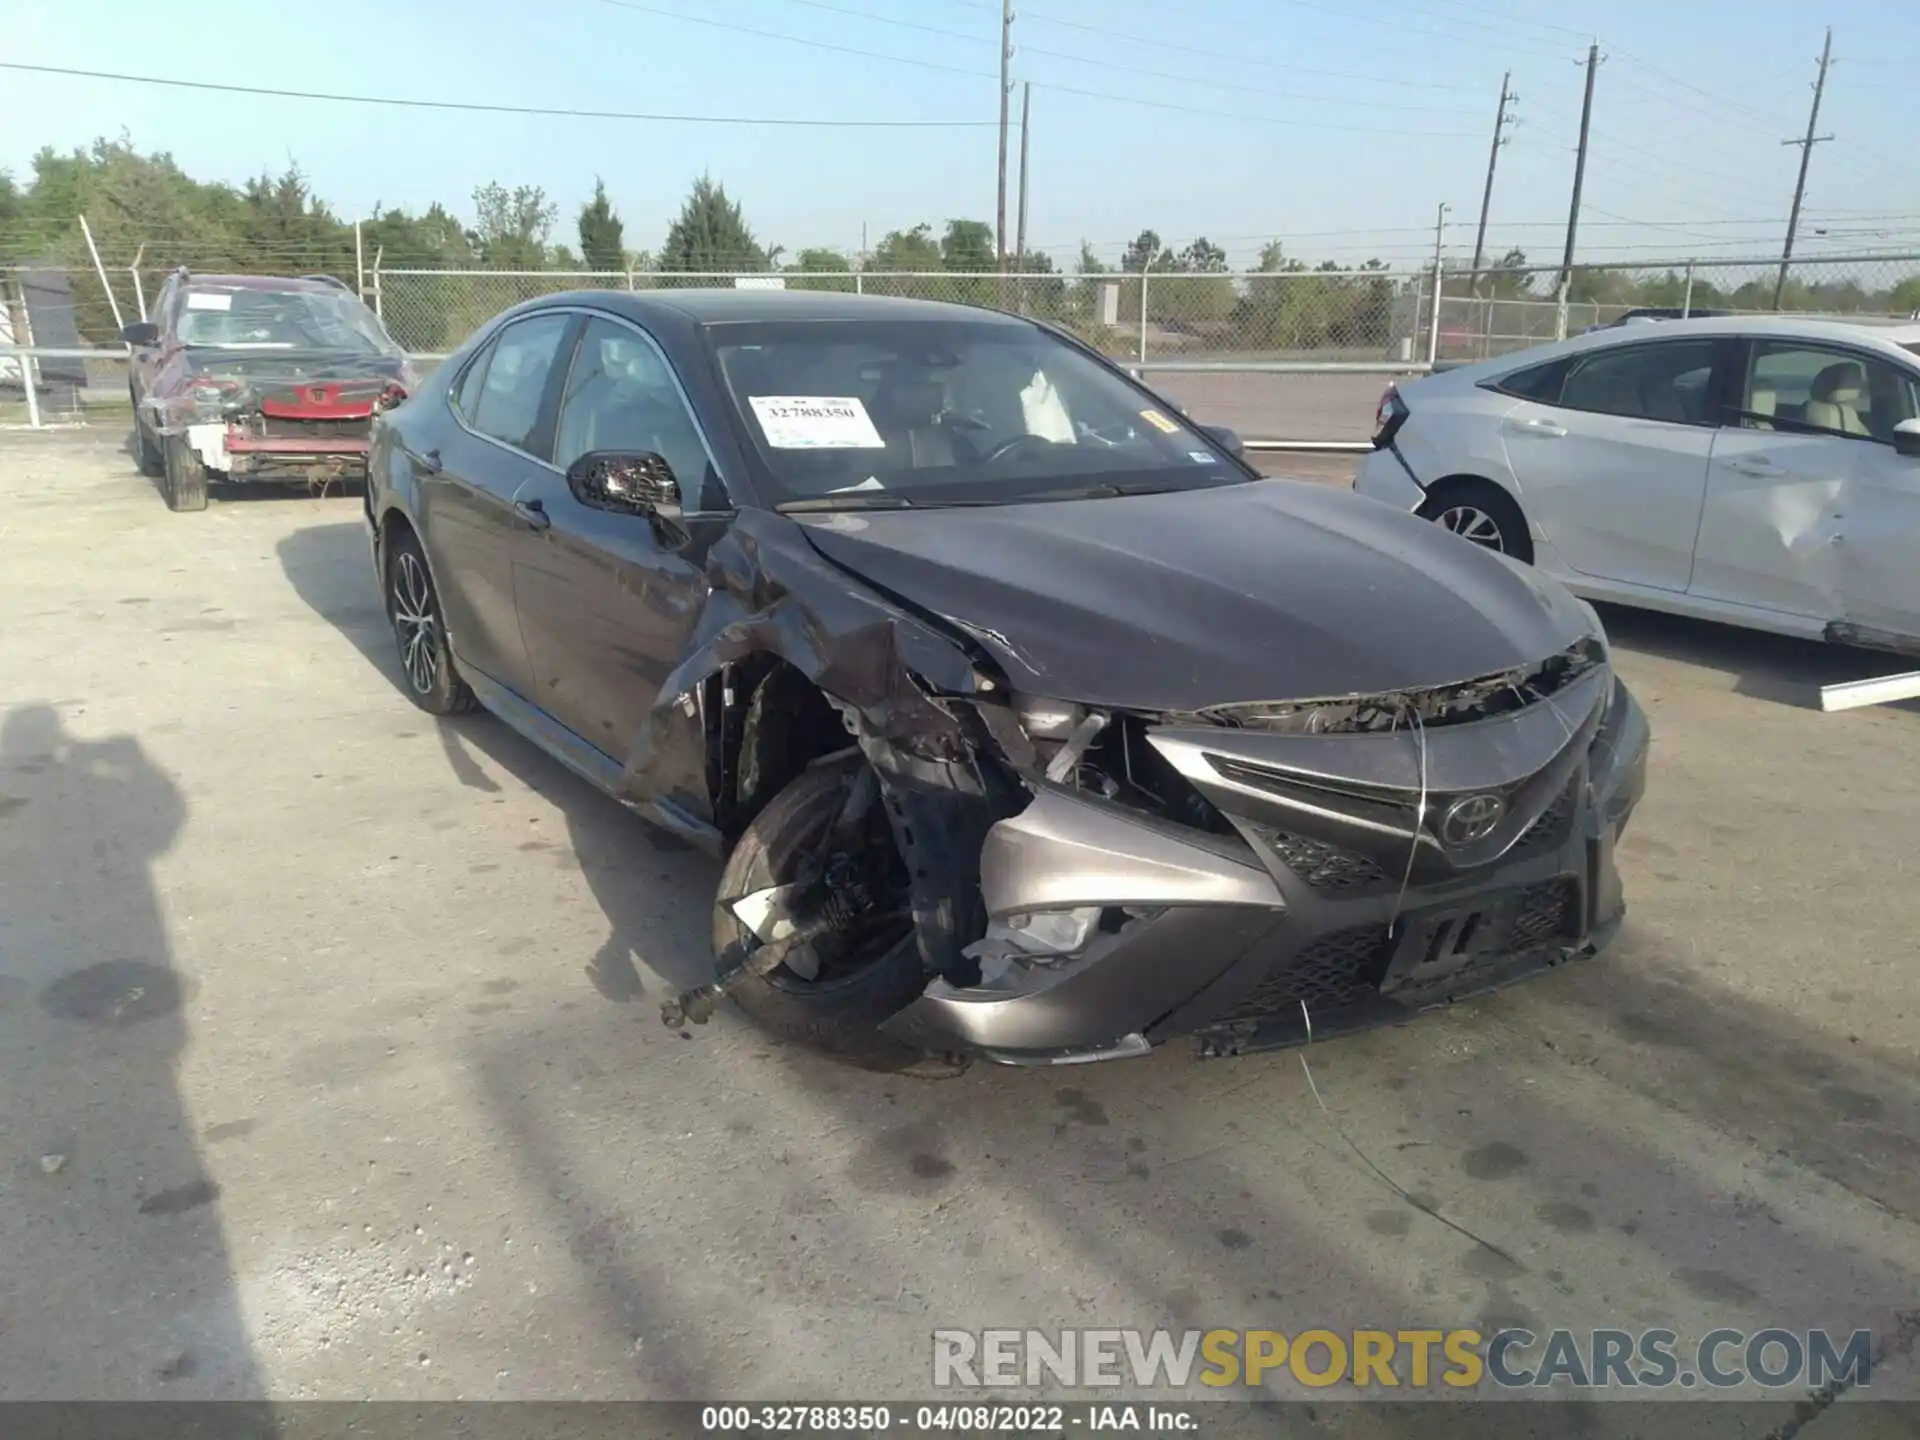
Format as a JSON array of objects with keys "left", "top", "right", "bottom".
[{"left": 1439, "top": 792, "right": 1505, "bottom": 846}]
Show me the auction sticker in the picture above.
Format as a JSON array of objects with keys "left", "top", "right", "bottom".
[
  {"left": 186, "top": 292, "right": 235, "bottom": 311},
  {"left": 749, "top": 395, "right": 886, "bottom": 449},
  {"left": 1139, "top": 408, "right": 1181, "bottom": 434}
]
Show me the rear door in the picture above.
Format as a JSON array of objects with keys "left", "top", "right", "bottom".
[
  {"left": 1498, "top": 337, "right": 1722, "bottom": 591},
  {"left": 420, "top": 310, "right": 576, "bottom": 696},
  {"left": 1694, "top": 339, "right": 1920, "bottom": 628},
  {"left": 508, "top": 313, "right": 721, "bottom": 754}
]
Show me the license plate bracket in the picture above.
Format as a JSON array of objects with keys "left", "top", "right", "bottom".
[{"left": 1379, "top": 887, "right": 1546, "bottom": 996}]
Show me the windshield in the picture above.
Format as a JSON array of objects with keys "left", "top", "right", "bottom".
[
  {"left": 708, "top": 319, "right": 1246, "bottom": 508},
  {"left": 176, "top": 287, "right": 399, "bottom": 355}
]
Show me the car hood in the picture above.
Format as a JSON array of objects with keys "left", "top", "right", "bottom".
[
  {"left": 174, "top": 349, "right": 409, "bottom": 385},
  {"left": 794, "top": 480, "right": 1597, "bottom": 712}
]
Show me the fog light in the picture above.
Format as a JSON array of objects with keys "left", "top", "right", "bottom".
[
  {"left": 963, "top": 905, "right": 1105, "bottom": 985},
  {"left": 1005, "top": 906, "right": 1103, "bottom": 955}
]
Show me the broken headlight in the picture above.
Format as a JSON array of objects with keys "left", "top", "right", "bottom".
[{"left": 1011, "top": 693, "right": 1085, "bottom": 740}]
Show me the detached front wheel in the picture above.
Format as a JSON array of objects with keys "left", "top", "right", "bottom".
[
  {"left": 713, "top": 754, "right": 929, "bottom": 1069},
  {"left": 160, "top": 434, "right": 208, "bottom": 512}
]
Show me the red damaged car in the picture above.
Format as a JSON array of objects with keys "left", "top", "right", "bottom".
[{"left": 122, "top": 270, "right": 418, "bottom": 512}]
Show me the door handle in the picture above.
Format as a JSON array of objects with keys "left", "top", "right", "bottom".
[
  {"left": 1726, "top": 457, "right": 1778, "bottom": 476},
  {"left": 514, "top": 498, "right": 552, "bottom": 531},
  {"left": 1508, "top": 417, "right": 1567, "bottom": 437}
]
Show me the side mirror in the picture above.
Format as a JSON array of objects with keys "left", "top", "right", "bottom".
[
  {"left": 1200, "top": 423, "right": 1245, "bottom": 458},
  {"left": 1895, "top": 420, "right": 1920, "bottom": 459},
  {"left": 120, "top": 321, "right": 160, "bottom": 348},
  {"left": 564, "top": 450, "right": 683, "bottom": 520}
]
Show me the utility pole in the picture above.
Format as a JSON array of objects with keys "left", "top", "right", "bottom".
[
  {"left": 1469, "top": 71, "right": 1516, "bottom": 294},
  {"left": 1427, "top": 201, "right": 1450, "bottom": 368},
  {"left": 1556, "top": 42, "right": 1601, "bottom": 338},
  {"left": 1015, "top": 82, "right": 1033, "bottom": 264},
  {"left": 1775, "top": 27, "right": 1834, "bottom": 310},
  {"left": 995, "top": 0, "right": 1015, "bottom": 271}
]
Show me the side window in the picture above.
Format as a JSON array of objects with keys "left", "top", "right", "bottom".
[
  {"left": 552, "top": 316, "right": 713, "bottom": 496},
  {"left": 1557, "top": 341, "right": 1717, "bottom": 425},
  {"left": 1741, "top": 343, "right": 1920, "bottom": 443},
  {"left": 453, "top": 341, "right": 494, "bottom": 420},
  {"left": 1490, "top": 358, "right": 1566, "bottom": 403},
  {"left": 468, "top": 312, "right": 573, "bottom": 456}
]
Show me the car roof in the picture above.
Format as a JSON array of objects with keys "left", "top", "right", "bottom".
[
  {"left": 178, "top": 274, "right": 350, "bottom": 295},
  {"left": 1438, "top": 312, "right": 1920, "bottom": 385},
  {"left": 522, "top": 286, "right": 1035, "bottom": 329},
  {"left": 1577, "top": 313, "right": 1920, "bottom": 349}
]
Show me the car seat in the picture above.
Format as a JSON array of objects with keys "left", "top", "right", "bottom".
[
  {"left": 1805, "top": 362, "right": 1869, "bottom": 436},
  {"left": 867, "top": 375, "right": 955, "bottom": 468}
]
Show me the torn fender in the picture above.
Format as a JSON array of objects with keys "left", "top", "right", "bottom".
[{"left": 614, "top": 509, "right": 1014, "bottom": 986}]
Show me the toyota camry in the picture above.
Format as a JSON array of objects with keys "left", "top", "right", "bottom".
[{"left": 364, "top": 288, "right": 1649, "bottom": 1069}]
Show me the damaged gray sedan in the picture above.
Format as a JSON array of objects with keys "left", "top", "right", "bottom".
[{"left": 365, "top": 289, "right": 1649, "bottom": 1068}]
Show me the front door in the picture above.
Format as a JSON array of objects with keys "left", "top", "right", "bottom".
[
  {"left": 510, "top": 314, "right": 720, "bottom": 757},
  {"left": 1499, "top": 337, "right": 1722, "bottom": 592},
  {"left": 420, "top": 310, "right": 575, "bottom": 696},
  {"left": 1694, "top": 340, "right": 1920, "bottom": 630}
]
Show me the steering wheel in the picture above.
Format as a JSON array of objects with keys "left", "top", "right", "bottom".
[{"left": 979, "top": 433, "right": 1061, "bottom": 467}]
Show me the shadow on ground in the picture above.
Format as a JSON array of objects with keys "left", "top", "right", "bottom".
[{"left": 0, "top": 701, "right": 271, "bottom": 1406}]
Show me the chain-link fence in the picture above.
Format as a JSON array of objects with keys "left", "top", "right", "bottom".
[
  {"left": 11, "top": 249, "right": 1920, "bottom": 441},
  {"left": 1436, "top": 252, "right": 1920, "bottom": 361},
  {"left": 373, "top": 265, "right": 1438, "bottom": 366}
]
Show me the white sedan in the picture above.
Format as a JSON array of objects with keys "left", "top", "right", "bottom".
[{"left": 1353, "top": 315, "right": 1920, "bottom": 652}]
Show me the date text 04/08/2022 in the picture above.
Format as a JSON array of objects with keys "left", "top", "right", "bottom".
[{"left": 698, "top": 1403, "right": 1201, "bottom": 1431}]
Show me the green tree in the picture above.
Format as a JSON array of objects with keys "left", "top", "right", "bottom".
[
  {"left": 941, "top": 218, "right": 996, "bottom": 271},
  {"left": 659, "top": 174, "right": 765, "bottom": 272},
  {"left": 469, "top": 182, "right": 557, "bottom": 269},
  {"left": 870, "top": 223, "right": 942, "bottom": 271},
  {"left": 576, "top": 177, "right": 626, "bottom": 273},
  {"left": 786, "top": 246, "right": 856, "bottom": 293}
]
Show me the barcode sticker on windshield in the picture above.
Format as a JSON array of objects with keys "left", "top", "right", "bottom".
[
  {"left": 749, "top": 395, "right": 886, "bottom": 449},
  {"left": 185, "top": 292, "right": 234, "bottom": 311},
  {"left": 1139, "top": 408, "right": 1180, "bottom": 434}
]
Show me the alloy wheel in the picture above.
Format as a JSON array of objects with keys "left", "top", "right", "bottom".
[
  {"left": 1437, "top": 504, "right": 1505, "bottom": 551},
  {"left": 392, "top": 551, "right": 440, "bottom": 695}
]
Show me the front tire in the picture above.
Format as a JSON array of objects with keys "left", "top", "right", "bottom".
[
  {"left": 131, "top": 390, "right": 164, "bottom": 478},
  {"left": 161, "top": 434, "right": 208, "bottom": 512},
  {"left": 714, "top": 755, "right": 929, "bottom": 1070},
  {"left": 1419, "top": 478, "right": 1533, "bottom": 563},
  {"left": 384, "top": 529, "right": 478, "bottom": 715}
]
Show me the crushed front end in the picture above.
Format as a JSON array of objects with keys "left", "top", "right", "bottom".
[
  {"left": 878, "top": 639, "right": 1648, "bottom": 1065},
  {"left": 151, "top": 367, "right": 411, "bottom": 485}
]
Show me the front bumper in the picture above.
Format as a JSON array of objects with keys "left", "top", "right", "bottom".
[
  {"left": 187, "top": 423, "right": 372, "bottom": 480},
  {"left": 879, "top": 670, "right": 1649, "bottom": 1065}
]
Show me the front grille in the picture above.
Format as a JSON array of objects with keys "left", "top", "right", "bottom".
[
  {"left": 1508, "top": 878, "right": 1579, "bottom": 950},
  {"left": 1510, "top": 781, "right": 1576, "bottom": 858},
  {"left": 1253, "top": 827, "right": 1391, "bottom": 892},
  {"left": 258, "top": 416, "right": 371, "bottom": 440},
  {"left": 1224, "top": 923, "right": 1390, "bottom": 1019}
]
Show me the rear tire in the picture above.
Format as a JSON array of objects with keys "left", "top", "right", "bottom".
[
  {"left": 384, "top": 528, "right": 478, "bottom": 715},
  {"left": 1419, "top": 478, "right": 1533, "bottom": 563},
  {"left": 161, "top": 434, "right": 208, "bottom": 512},
  {"left": 131, "top": 391, "right": 164, "bottom": 478},
  {"left": 714, "top": 754, "right": 931, "bottom": 1071}
]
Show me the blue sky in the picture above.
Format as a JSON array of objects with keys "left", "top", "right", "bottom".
[{"left": 3, "top": 0, "right": 1916, "bottom": 269}]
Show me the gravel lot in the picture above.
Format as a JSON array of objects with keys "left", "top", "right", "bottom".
[{"left": 1, "top": 428, "right": 1916, "bottom": 1430}]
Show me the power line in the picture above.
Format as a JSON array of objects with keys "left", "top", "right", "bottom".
[
  {"left": 1015, "top": 42, "right": 1484, "bottom": 113},
  {"left": 0, "top": 60, "right": 997, "bottom": 127},
  {"left": 1011, "top": 7, "right": 1485, "bottom": 92},
  {"left": 593, "top": 0, "right": 999, "bottom": 79}
]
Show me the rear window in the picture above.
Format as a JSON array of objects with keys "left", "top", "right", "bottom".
[{"left": 1487, "top": 358, "right": 1566, "bottom": 402}]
